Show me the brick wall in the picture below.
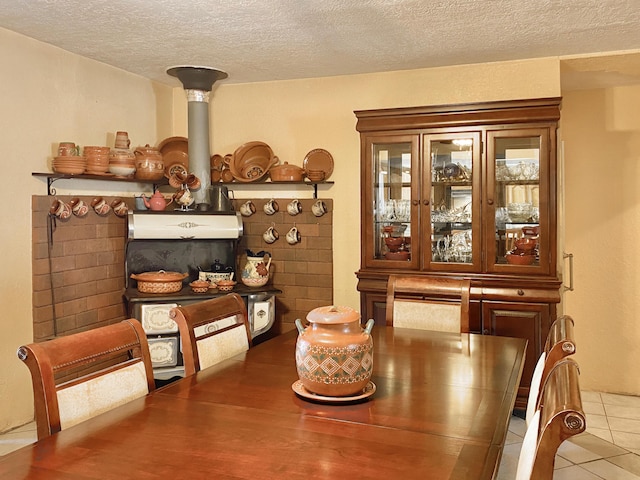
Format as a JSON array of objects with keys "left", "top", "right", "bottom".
[
  {"left": 31, "top": 194, "right": 333, "bottom": 342},
  {"left": 237, "top": 198, "right": 333, "bottom": 331},
  {"left": 32, "top": 195, "right": 131, "bottom": 342}
]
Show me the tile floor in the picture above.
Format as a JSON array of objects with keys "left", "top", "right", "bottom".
[
  {"left": 498, "top": 391, "right": 640, "bottom": 479},
  {"left": 2, "top": 391, "right": 640, "bottom": 479}
]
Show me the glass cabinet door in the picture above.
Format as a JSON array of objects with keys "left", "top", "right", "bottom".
[
  {"left": 423, "top": 132, "right": 481, "bottom": 272},
  {"left": 486, "top": 129, "right": 550, "bottom": 274},
  {"left": 363, "top": 135, "right": 419, "bottom": 269}
]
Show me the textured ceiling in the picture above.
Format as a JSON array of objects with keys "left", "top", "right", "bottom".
[{"left": 2, "top": 0, "right": 640, "bottom": 88}]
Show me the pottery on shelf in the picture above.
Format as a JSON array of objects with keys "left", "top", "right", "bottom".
[{"left": 240, "top": 250, "right": 271, "bottom": 287}]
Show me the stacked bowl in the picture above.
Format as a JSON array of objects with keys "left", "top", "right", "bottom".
[
  {"left": 83, "top": 146, "right": 111, "bottom": 175},
  {"left": 52, "top": 155, "right": 86, "bottom": 175},
  {"left": 305, "top": 169, "right": 326, "bottom": 182}
]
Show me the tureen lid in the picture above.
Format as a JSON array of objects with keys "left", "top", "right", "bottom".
[{"left": 306, "top": 305, "right": 360, "bottom": 324}]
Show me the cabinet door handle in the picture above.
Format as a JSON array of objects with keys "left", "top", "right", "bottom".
[
  {"left": 563, "top": 252, "right": 574, "bottom": 291},
  {"left": 482, "top": 329, "right": 490, "bottom": 335},
  {"left": 423, "top": 199, "right": 429, "bottom": 206},
  {"left": 412, "top": 200, "right": 419, "bottom": 206}
]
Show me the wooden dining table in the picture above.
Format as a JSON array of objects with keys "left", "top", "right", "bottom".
[{"left": 1, "top": 326, "right": 526, "bottom": 479}]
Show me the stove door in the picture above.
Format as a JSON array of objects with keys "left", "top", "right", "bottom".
[{"left": 247, "top": 293, "right": 275, "bottom": 339}]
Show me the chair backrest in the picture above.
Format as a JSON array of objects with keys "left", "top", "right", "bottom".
[
  {"left": 17, "top": 319, "right": 155, "bottom": 440},
  {"left": 170, "top": 293, "right": 251, "bottom": 376},
  {"left": 385, "top": 275, "right": 471, "bottom": 333},
  {"left": 526, "top": 315, "right": 576, "bottom": 426},
  {"left": 516, "top": 358, "right": 585, "bottom": 480}
]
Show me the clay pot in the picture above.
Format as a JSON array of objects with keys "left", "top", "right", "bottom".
[
  {"left": 295, "top": 306, "right": 375, "bottom": 397},
  {"left": 269, "top": 162, "right": 305, "bottom": 182},
  {"left": 134, "top": 144, "right": 164, "bottom": 181},
  {"left": 130, "top": 270, "right": 188, "bottom": 293}
]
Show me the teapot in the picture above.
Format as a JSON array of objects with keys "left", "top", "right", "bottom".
[{"left": 142, "top": 190, "right": 173, "bottom": 211}]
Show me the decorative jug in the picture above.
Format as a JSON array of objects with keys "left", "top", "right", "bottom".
[
  {"left": 295, "top": 306, "right": 375, "bottom": 397},
  {"left": 134, "top": 144, "right": 164, "bottom": 181},
  {"left": 142, "top": 190, "right": 173, "bottom": 211},
  {"left": 240, "top": 250, "right": 271, "bottom": 287}
]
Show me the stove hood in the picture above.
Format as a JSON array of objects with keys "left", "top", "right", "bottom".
[{"left": 127, "top": 211, "right": 243, "bottom": 240}]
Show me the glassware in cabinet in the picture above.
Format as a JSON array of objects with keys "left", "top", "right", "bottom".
[
  {"left": 423, "top": 132, "right": 482, "bottom": 272},
  {"left": 363, "top": 135, "right": 419, "bottom": 269},
  {"left": 486, "top": 128, "right": 551, "bottom": 274}
]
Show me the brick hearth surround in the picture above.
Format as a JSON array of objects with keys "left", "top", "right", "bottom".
[{"left": 32, "top": 195, "right": 333, "bottom": 342}]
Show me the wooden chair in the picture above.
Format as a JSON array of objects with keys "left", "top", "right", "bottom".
[
  {"left": 17, "top": 319, "right": 155, "bottom": 440},
  {"left": 515, "top": 358, "right": 586, "bottom": 480},
  {"left": 385, "top": 275, "right": 471, "bottom": 333},
  {"left": 526, "top": 315, "right": 576, "bottom": 426},
  {"left": 170, "top": 293, "right": 251, "bottom": 376}
]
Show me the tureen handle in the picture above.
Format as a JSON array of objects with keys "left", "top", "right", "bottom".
[
  {"left": 364, "top": 318, "right": 375, "bottom": 335},
  {"left": 295, "top": 318, "right": 305, "bottom": 335}
]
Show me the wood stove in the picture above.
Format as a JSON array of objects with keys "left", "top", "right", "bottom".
[{"left": 124, "top": 210, "right": 279, "bottom": 380}]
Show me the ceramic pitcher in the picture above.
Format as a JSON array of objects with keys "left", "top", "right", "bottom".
[{"left": 240, "top": 250, "right": 271, "bottom": 287}]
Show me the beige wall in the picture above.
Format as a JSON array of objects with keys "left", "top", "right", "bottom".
[
  {"left": 561, "top": 86, "right": 640, "bottom": 395},
  {"left": 0, "top": 28, "right": 172, "bottom": 432}
]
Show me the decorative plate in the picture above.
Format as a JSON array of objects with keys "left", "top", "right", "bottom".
[
  {"left": 303, "top": 148, "right": 334, "bottom": 180},
  {"left": 291, "top": 380, "right": 376, "bottom": 404}
]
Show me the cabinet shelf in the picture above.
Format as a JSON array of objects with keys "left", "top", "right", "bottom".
[{"left": 32, "top": 172, "right": 333, "bottom": 198}]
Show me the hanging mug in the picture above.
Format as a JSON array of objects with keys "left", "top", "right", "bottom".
[
  {"left": 286, "top": 226, "right": 301, "bottom": 245},
  {"left": 50, "top": 199, "right": 71, "bottom": 220},
  {"left": 110, "top": 198, "right": 128, "bottom": 217},
  {"left": 240, "top": 200, "right": 256, "bottom": 217},
  {"left": 263, "top": 199, "right": 279, "bottom": 215},
  {"left": 263, "top": 225, "right": 279, "bottom": 244},
  {"left": 287, "top": 199, "right": 302, "bottom": 216},
  {"left": 91, "top": 197, "right": 111, "bottom": 216},
  {"left": 312, "top": 199, "right": 327, "bottom": 217},
  {"left": 69, "top": 197, "right": 88, "bottom": 217}
]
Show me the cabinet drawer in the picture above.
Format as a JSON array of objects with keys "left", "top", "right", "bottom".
[{"left": 480, "top": 286, "right": 560, "bottom": 303}]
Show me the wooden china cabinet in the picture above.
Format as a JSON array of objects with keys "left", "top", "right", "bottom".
[{"left": 355, "top": 98, "right": 562, "bottom": 409}]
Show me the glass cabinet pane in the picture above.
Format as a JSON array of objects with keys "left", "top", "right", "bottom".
[
  {"left": 429, "top": 136, "right": 475, "bottom": 265},
  {"left": 494, "top": 136, "right": 541, "bottom": 266},
  {"left": 373, "top": 142, "right": 412, "bottom": 261}
]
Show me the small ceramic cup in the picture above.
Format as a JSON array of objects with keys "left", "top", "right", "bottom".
[
  {"left": 263, "top": 225, "right": 279, "bottom": 244},
  {"left": 287, "top": 199, "right": 302, "bottom": 216},
  {"left": 312, "top": 200, "right": 327, "bottom": 217},
  {"left": 57, "top": 142, "right": 78, "bottom": 157},
  {"left": 114, "top": 131, "right": 130, "bottom": 149},
  {"left": 69, "top": 198, "right": 88, "bottom": 217},
  {"left": 263, "top": 199, "right": 279, "bottom": 215},
  {"left": 286, "top": 226, "right": 301, "bottom": 245},
  {"left": 240, "top": 200, "right": 256, "bottom": 217},
  {"left": 91, "top": 197, "right": 111, "bottom": 216},
  {"left": 50, "top": 199, "right": 71, "bottom": 220},
  {"left": 110, "top": 199, "right": 128, "bottom": 217}
]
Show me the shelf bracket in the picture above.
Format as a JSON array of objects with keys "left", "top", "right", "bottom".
[
  {"left": 306, "top": 183, "right": 319, "bottom": 199},
  {"left": 47, "top": 177, "right": 60, "bottom": 196}
]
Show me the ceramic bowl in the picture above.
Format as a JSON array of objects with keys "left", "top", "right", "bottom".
[
  {"left": 189, "top": 280, "right": 210, "bottom": 293},
  {"left": 109, "top": 164, "right": 136, "bottom": 176},
  {"left": 515, "top": 237, "right": 537, "bottom": 251},
  {"left": 384, "top": 251, "right": 410, "bottom": 261},
  {"left": 215, "top": 279, "right": 237, "bottom": 292},
  {"left": 506, "top": 253, "right": 535, "bottom": 265}
]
